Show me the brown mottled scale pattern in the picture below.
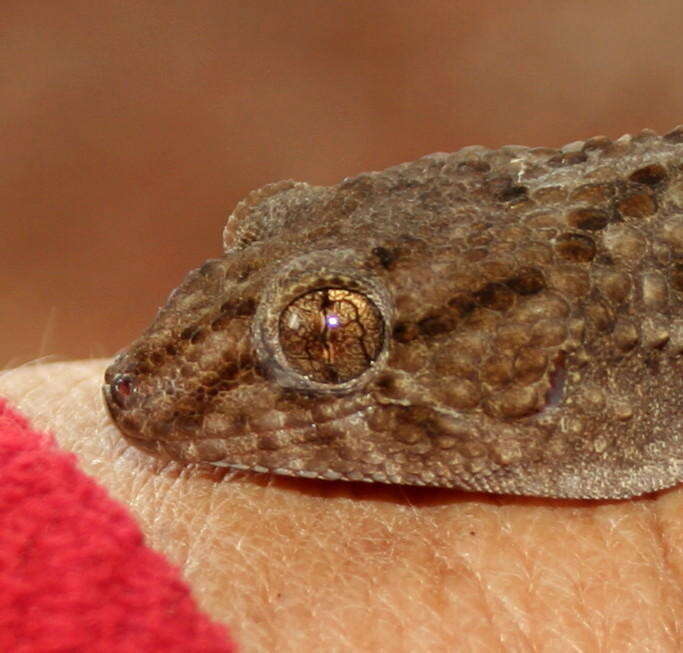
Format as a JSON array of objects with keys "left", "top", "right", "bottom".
[{"left": 104, "top": 127, "right": 683, "bottom": 499}]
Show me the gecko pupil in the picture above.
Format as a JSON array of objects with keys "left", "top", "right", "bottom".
[{"left": 278, "top": 288, "right": 384, "bottom": 383}]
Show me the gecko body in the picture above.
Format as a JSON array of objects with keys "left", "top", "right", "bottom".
[{"left": 104, "top": 128, "right": 683, "bottom": 498}]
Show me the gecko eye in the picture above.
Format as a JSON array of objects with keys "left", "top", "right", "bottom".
[{"left": 278, "top": 288, "right": 384, "bottom": 383}]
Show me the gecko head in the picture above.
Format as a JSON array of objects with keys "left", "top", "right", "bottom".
[
  {"left": 102, "top": 202, "right": 571, "bottom": 488},
  {"left": 102, "top": 168, "right": 575, "bottom": 486},
  {"left": 102, "top": 179, "right": 401, "bottom": 467},
  {"left": 101, "top": 244, "right": 397, "bottom": 467}
]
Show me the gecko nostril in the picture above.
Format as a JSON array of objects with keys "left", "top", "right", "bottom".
[{"left": 111, "top": 374, "right": 135, "bottom": 408}]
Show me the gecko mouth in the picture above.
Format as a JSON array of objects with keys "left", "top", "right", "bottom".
[
  {"left": 126, "top": 400, "right": 378, "bottom": 468},
  {"left": 103, "top": 363, "right": 379, "bottom": 461}
]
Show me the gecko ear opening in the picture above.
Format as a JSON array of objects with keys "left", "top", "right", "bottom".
[
  {"left": 223, "top": 180, "right": 312, "bottom": 254},
  {"left": 544, "top": 353, "right": 567, "bottom": 408}
]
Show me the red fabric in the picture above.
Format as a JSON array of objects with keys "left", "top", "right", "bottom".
[{"left": 0, "top": 399, "right": 235, "bottom": 652}]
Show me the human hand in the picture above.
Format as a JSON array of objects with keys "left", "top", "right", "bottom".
[{"left": 1, "top": 360, "right": 681, "bottom": 651}]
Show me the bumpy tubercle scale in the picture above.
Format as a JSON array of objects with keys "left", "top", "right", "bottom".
[{"left": 104, "top": 127, "right": 683, "bottom": 499}]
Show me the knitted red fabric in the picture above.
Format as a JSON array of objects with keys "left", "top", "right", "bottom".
[{"left": 0, "top": 399, "right": 235, "bottom": 652}]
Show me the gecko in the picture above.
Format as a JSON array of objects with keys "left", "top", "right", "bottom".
[{"left": 103, "top": 127, "right": 683, "bottom": 499}]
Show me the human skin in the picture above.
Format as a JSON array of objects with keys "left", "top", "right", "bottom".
[{"left": 1, "top": 360, "right": 682, "bottom": 651}]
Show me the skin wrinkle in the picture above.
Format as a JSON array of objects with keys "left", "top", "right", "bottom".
[
  {"left": 584, "top": 508, "right": 677, "bottom": 650},
  {"left": 454, "top": 539, "right": 505, "bottom": 641},
  {"left": 498, "top": 562, "right": 534, "bottom": 644},
  {"left": 163, "top": 474, "right": 203, "bottom": 567},
  {"left": 643, "top": 512, "right": 683, "bottom": 647},
  {"left": 507, "top": 518, "right": 537, "bottom": 584},
  {"left": 584, "top": 517, "right": 628, "bottom": 645},
  {"left": 569, "top": 576, "right": 603, "bottom": 649},
  {"left": 621, "top": 510, "right": 673, "bottom": 620},
  {"left": 475, "top": 569, "right": 503, "bottom": 648},
  {"left": 184, "top": 474, "right": 227, "bottom": 552},
  {"left": 516, "top": 512, "right": 585, "bottom": 647},
  {"left": 484, "top": 560, "right": 532, "bottom": 646},
  {"left": 654, "top": 511, "right": 683, "bottom": 649}
]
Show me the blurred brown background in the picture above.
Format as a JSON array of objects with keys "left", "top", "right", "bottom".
[{"left": 3, "top": 0, "right": 683, "bottom": 366}]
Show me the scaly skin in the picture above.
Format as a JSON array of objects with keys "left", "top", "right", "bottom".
[{"left": 104, "top": 127, "right": 683, "bottom": 498}]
